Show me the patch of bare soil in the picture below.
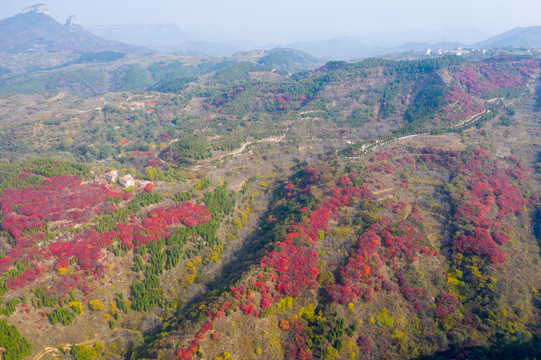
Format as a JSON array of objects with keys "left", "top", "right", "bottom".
[{"left": 401, "top": 133, "right": 466, "bottom": 151}]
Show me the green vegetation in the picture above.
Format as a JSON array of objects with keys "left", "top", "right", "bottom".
[
  {"left": 338, "top": 107, "right": 374, "bottom": 127},
  {"left": 96, "top": 192, "right": 162, "bottom": 233},
  {"left": 404, "top": 85, "right": 448, "bottom": 124},
  {"left": 112, "top": 64, "right": 151, "bottom": 91},
  {"left": 257, "top": 48, "right": 322, "bottom": 73},
  {"left": 148, "top": 61, "right": 201, "bottom": 82},
  {"left": 0, "top": 158, "right": 90, "bottom": 192},
  {"left": 0, "top": 320, "right": 32, "bottom": 360},
  {"left": 129, "top": 184, "right": 235, "bottom": 312},
  {"left": 150, "top": 77, "right": 197, "bottom": 93},
  {"left": 70, "top": 343, "right": 104, "bottom": 360},
  {"left": 75, "top": 51, "right": 126, "bottom": 64},
  {"left": 213, "top": 62, "right": 270, "bottom": 84},
  {"left": 171, "top": 133, "right": 212, "bottom": 161},
  {"left": 0, "top": 48, "right": 539, "bottom": 360},
  {"left": 48, "top": 307, "right": 76, "bottom": 326}
]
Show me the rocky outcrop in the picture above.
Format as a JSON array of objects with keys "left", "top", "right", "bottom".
[
  {"left": 65, "top": 15, "right": 78, "bottom": 27},
  {"left": 20, "top": 3, "right": 50, "bottom": 15}
]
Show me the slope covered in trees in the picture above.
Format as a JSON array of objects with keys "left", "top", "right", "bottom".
[{"left": 0, "top": 52, "right": 539, "bottom": 360}]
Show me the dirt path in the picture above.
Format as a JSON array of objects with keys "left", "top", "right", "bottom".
[
  {"left": 348, "top": 110, "right": 488, "bottom": 159},
  {"left": 298, "top": 110, "right": 323, "bottom": 116},
  {"left": 190, "top": 134, "right": 286, "bottom": 171},
  {"left": 46, "top": 92, "right": 65, "bottom": 102},
  {"left": 393, "top": 110, "right": 488, "bottom": 143},
  {"left": 31, "top": 328, "right": 141, "bottom": 360},
  {"left": 226, "top": 134, "right": 285, "bottom": 158},
  {"left": 372, "top": 187, "right": 394, "bottom": 196},
  {"left": 32, "top": 336, "right": 99, "bottom": 360}
]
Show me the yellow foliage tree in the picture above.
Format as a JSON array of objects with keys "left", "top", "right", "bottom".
[{"left": 89, "top": 299, "right": 104, "bottom": 311}]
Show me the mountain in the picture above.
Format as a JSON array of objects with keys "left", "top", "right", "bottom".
[
  {"left": 229, "top": 48, "right": 324, "bottom": 73},
  {"left": 0, "top": 4, "right": 147, "bottom": 53},
  {"left": 252, "top": 48, "right": 324, "bottom": 72},
  {"left": 87, "top": 23, "right": 249, "bottom": 56},
  {"left": 357, "top": 28, "right": 489, "bottom": 47},
  {"left": 286, "top": 36, "right": 465, "bottom": 61},
  {"left": 87, "top": 23, "right": 191, "bottom": 49},
  {"left": 474, "top": 25, "right": 541, "bottom": 48},
  {"left": 155, "top": 41, "right": 243, "bottom": 56},
  {"left": 0, "top": 48, "right": 322, "bottom": 96},
  {"left": 381, "top": 40, "right": 464, "bottom": 57},
  {"left": 286, "top": 37, "right": 465, "bottom": 61},
  {"left": 287, "top": 36, "right": 378, "bottom": 60}
]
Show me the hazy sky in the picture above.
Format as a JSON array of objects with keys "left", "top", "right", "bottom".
[{"left": 3, "top": 0, "right": 541, "bottom": 44}]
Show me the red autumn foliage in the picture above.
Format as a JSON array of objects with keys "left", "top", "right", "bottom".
[
  {"left": 328, "top": 208, "right": 428, "bottom": 304},
  {"left": 338, "top": 176, "right": 352, "bottom": 187},
  {"left": 1, "top": 187, "right": 210, "bottom": 296},
  {"left": 176, "top": 168, "right": 374, "bottom": 359},
  {"left": 415, "top": 147, "right": 527, "bottom": 264},
  {"left": 450, "top": 60, "right": 537, "bottom": 96},
  {"left": 453, "top": 228, "right": 506, "bottom": 264},
  {"left": 357, "top": 335, "right": 374, "bottom": 355},
  {"left": 261, "top": 241, "right": 319, "bottom": 297},
  {"left": 143, "top": 183, "right": 154, "bottom": 192},
  {"left": 284, "top": 318, "right": 313, "bottom": 360},
  {"left": 1, "top": 175, "right": 127, "bottom": 243}
]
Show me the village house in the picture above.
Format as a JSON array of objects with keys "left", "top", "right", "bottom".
[
  {"left": 118, "top": 174, "right": 135, "bottom": 188},
  {"left": 105, "top": 170, "right": 118, "bottom": 182}
]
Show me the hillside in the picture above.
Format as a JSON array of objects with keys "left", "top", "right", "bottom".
[
  {"left": 0, "top": 51, "right": 539, "bottom": 360},
  {"left": 0, "top": 48, "right": 322, "bottom": 97}
]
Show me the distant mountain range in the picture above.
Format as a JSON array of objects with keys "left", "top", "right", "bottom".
[
  {"left": 87, "top": 23, "right": 191, "bottom": 49},
  {"left": 154, "top": 41, "right": 243, "bottom": 57},
  {"left": 474, "top": 26, "right": 541, "bottom": 48},
  {"left": 0, "top": 4, "right": 146, "bottom": 53},
  {"left": 86, "top": 23, "right": 245, "bottom": 56},
  {"left": 287, "top": 36, "right": 375, "bottom": 61},
  {"left": 280, "top": 37, "right": 469, "bottom": 60},
  {"left": 86, "top": 25, "right": 541, "bottom": 60},
  {"left": 1, "top": 4, "right": 541, "bottom": 60},
  {"left": 283, "top": 26, "right": 541, "bottom": 60}
]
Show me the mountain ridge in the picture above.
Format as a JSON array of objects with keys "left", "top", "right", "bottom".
[
  {"left": 0, "top": 5, "right": 148, "bottom": 54},
  {"left": 474, "top": 25, "right": 541, "bottom": 48}
]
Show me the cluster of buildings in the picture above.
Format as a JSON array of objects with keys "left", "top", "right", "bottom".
[
  {"left": 128, "top": 101, "right": 155, "bottom": 112},
  {"left": 105, "top": 170, "right": 155, "bottom": 190},
  {"left": 105, "top": 170, "right": 135, "bottom": 188},
  {"left": 425, "top": 47, "right": 487, "bottom": 56}
]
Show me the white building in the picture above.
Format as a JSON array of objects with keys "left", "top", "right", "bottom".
[
  {"left": 105, "top": 170, "right": 118, "bottom": 182},
  {"left": 118, "top": 174, "right": 135, "bottom": 188}
]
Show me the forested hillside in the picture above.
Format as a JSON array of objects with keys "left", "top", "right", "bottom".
[{"left": 0, "top": 52, "right": 539, "bottom": 360}]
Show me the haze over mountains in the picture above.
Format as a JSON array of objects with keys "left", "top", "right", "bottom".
[
  {"left": 1, "top": 3, "right": 541, "bottom": 61},
  {"left": 83, "top": 21, "right": 541, "bottom": 60},
  {"left": 474, "top": 26, "right": 541, "bottom": 48},
  {"left": 0, "top": 4, "right": 146, "bottom": 54}
]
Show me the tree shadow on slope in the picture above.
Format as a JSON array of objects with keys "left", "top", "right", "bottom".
[
  {"left": 532, "top": 150, "right": 541, "bottom": 254},
  {"left": 129, "top": 183, "right": 285, "bottom": 359},
  {"left": 415, "top": 332, "right": 541, "bottom": 360},
  {"left": 533, "top": 204, "right": 541, "bottom": 254},
  {"left": 175, "top": 183, "right": 283, "bottom": 318}
]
